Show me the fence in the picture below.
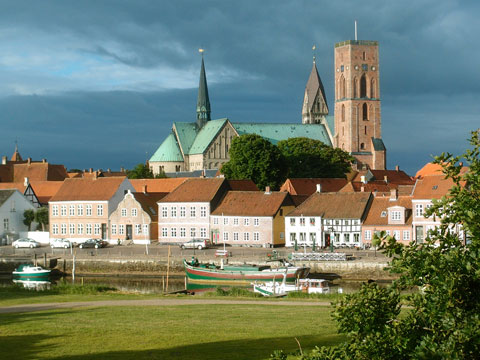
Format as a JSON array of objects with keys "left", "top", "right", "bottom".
[{"left": 289, "top": 252, "right": 349, "bottom": 261}]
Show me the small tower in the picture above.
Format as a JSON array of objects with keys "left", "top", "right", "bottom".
[
  {"left": 302, "top": 50, "right": 329, "bottom": 124},
  {"left": 11, "top": 141, "right": 23, "bottom": 162},
  {"left": 196, "top": 51, "right": 211, "bottom": 129},
  {"left": 334, "top": 37, "right": 386, "bottom": 170}
]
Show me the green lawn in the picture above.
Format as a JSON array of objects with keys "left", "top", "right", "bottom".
[{"left": 0, "top": 303, "right": 341, "bottom": 359}]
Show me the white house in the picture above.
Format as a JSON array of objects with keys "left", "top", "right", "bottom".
[{"left": 0, "top": 189, "right": 37, "bottom": 244}]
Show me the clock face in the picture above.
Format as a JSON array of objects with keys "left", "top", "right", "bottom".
[
  {"left": 354, "top": 65, "right": 359, "bottom": 70},
  {"left": 336, "top": 68, "right": 340, "bottom": 72},
  {"left": 371, "top": 66, "right": 376, "bottom": 71},
  {"left": 346, "top": 66, "right": 349, "bottom": 70}
]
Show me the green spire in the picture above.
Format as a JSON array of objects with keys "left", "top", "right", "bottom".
[{"left": 196, "top": 54, "right": 211, "bottom": 128}]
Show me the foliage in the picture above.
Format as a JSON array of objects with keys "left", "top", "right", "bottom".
[
  {"left": 279, "top": 131, "right": 480, "bottom": 359},
  {"left": 221, "top": 134, "right": 288, "bottom": 190},
  {"left": 34, "top": 207, "right": 49, "bottom": 231},
  {"left": 277, "top": 137, "right": 353, "bottom": 178},
  {"left": 127, "top": 163, "right": 166, "bottom": 179},
  {"left": 23, "top": 209, "right": 35, "bottom": 231}
]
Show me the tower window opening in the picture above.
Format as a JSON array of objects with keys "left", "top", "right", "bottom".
[
  {"left": 353, "top": 78, "right": 358, "bottom": 98},
  {"left": 363, "top": 52, "right": 366, "bottom": 60},
  {"left": 340, "top": 75, "right": 346, "bottom": 99},
  {"left": 342, "top": 127, "right": 344, "bottom": 136},
  {"left": 341, "top": 104, "right": 345, "bottom": 122},
  {"left": 363, "top": 103, "right": 368, "bottom": 120},
  {"left": 371, "top": 79, "right": 376, "bottom": 98},
  {"left": 360, "top": 143, "right": 365, "bottom": 150},
  {"left": 360, "top": 75, "right": 367, "bottom": 98}
]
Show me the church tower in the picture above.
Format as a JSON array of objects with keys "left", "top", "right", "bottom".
[
  {"left": 302, "top": 56, "right": 329, "bottom": 124},
  {"left": 196, "top": 54, "right": 211, "bottom": 129},
  {"left": 334, "top": 39, "right": 386, "bottom": 170}
]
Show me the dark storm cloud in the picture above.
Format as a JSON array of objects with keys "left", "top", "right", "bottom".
[{"left": 0, "top": 1, "right": 478, "bottom": 175}]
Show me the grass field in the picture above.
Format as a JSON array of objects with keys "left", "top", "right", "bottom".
[{"left": 0, "top": 285, "right": 342, "bottom": 359}]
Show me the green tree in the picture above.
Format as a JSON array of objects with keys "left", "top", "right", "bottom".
[
  {"left": 127, "top": 163, "right": 166, "bottom": 179},
  {"left": 23, "top": 209, "right": 35, "bottom": 231},
  {"left": 221, "top": 134, "right": 287, "bottom": 190},
  {"left": 277, "top": 137, "right": 353, "bottom": 178},
  {"left": 278, "top": 131, "right": 480, "bottom": 359},
  {"left": 35, "top": 207, "right": 49, "bottom": 232}
]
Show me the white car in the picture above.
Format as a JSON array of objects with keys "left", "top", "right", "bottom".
[
  {"left": 50, "top": 238, "right": 72, "bottom": 249},
  {"left": 12, "top": 238, "right": 41, "bottom": 249},
  {"left": 180, "top": 239, "right": 208, "bottom": 250}
]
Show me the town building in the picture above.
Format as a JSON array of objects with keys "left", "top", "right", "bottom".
[
  {"left": 0, "top": 189, "right": 37, "bottom": 244},
  {"left": 48, "top": 177, "right": 134, "bottom": 242},
  {"left": 280, "top": 178, "right": 348, "bottom": 196},
  {"left": 210, "top": 188, "right": 294, "bottom": 247}
]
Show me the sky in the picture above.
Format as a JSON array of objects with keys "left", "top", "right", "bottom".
[{"left": 0, "top": 0, "right": 479, "bottom": 176}]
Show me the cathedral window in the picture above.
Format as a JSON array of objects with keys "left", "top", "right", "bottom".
[
  {"left": 371, "top": 79, "right": 376, "bottom": 98},
  {"left": 342, "top": 127, "right": 344, "bottom": 136},
  {"left": 360, "top": 75, "right": 367, "bottom": 98},
  {"left": 353, "top": 78, "right": 358, "bottom": 98},
  {"left": 363, "top": 52, "right": 366, "bottom": 60},
  {"left": 340, "top": 75, "right": 346, "bottom": 99},
  {"left": 363, "top": 103, "right": 368, "bottom": 120},
  {"left": 360, "top": 143, "right": 365, "bottom": 150},
  {"left": 341, "top": 104, "right": 345, "bottom": 122}
]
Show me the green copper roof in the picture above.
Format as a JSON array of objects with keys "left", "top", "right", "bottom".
[
  {"left": 232, "top": 123, "right": 332, "bottom": 146},
  {"left": 173, "top": 122, "right": 198, "bottom": 154},
  {"left": 189, "top": 118, "right": 228, "bottom": 154},
  {"left": 372, "top": 137, "right": 386, "bottom": 151},
  {"left": 149, "top": 133, "right": 184, "bottom": 162}
]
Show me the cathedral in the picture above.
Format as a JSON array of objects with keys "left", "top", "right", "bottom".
[{"left": 149, "top": 38, "right": 386, "bottom": 175}]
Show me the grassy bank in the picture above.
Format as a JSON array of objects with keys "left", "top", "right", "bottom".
[{"left": 0, "top": 303, "right": 341, "bottom": 360}]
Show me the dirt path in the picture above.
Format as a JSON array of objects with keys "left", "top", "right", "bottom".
[{"left": 0, "top": 299, "right": 331, "bottom": 314}]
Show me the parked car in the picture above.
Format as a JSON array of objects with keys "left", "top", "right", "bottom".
[
  {"left": 180, "top": 239, "right": 208, "bottom": 250},
  {"left": 50, "top": 238, "right": 72, "bottom": 249},
  {"left": 78, "top": 239, "right": 108, "bottom": 249},
  {"left": 12, "top": 238, "right": 41, "bottom": 249}
]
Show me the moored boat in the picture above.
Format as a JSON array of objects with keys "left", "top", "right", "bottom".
[
  {"left": 253, "top": 277, "right": 329, "bottom": 297},
  {"left": 183, "top": 258, "right": 309, "bottom": 284},
  {"left": 12, "top": 264, "right": 51, "bottom": 281}
]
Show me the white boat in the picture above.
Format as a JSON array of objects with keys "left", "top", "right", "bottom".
[
  {"left": 12, "top": 264, "right": 51, "bottom": 280},
  {"left": 252, "top": 273, "right": 329, "bottom": 297},
  {"left": 296, "top": 278, "right": 330, "bottom": 294}
]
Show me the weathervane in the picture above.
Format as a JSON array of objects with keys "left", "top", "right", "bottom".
[
  {"left": 312, "top": 44, "right": 316, "bottom": 63},
  {"left": 355, "top": 20, "right": 358, "bottom": 41},
  {"left": 199, "top": 48, "right": 205, "bottom": 58}
]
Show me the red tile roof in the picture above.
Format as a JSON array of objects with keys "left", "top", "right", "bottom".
[
  {"left": 363, "top": 196, "right": 413, "bottom": 226},
  {"left": 12, "top": 162, "right": 68, "bottom": 182},
  {"left": 226, "top": 179, "right": 259, "bottom": 191},
  {"left": 133, "top": 192, "right": 168, "bottom": 220},
  {"left": 415, "top": 162, "right": 469, "bottom": 179},
  {"left": 29, "top": 181, "right": 64, "bottom": 204},
  {"left": 352, "top": 169, "right": 414, "bottom": 184},
  {"left": 130, "top": 178, "right": 188, "bottom": 193},
  {"left": 287, "top": 192, "right": 372, "bottom": 219},
  {"left": 211, "top": 191, "right": 292, "bottom": 216},
  {"left": 159, "top": 178, "right": 227, "bottom": 203},
  {"left": 49, "top": 177, "right": 128, "bottom": 201},
  {"left": 0, "top": 182, "right": 27, "bottom": 193},
  {"left": 412, "top": 175, "right": 455, "bottom": 200},
  {"left": 280, "top": 178, "right": 348, "bottom": 195}
]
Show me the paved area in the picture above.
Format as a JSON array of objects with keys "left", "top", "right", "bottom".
[{"left": 0, "top": 299, "right": 331, "bottom": 314}]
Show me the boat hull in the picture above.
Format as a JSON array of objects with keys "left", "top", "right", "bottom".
[
  {"left": 12, "top": 271, "right": 51, "bottom": 281},
  {"left": 184, "top": 260, "right": 309, "bottom": 284}
]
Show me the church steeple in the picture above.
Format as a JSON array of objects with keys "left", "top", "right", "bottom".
[
  {"left": 196, "top": 51, "right": 211, "bottom": 129},
  {"left": 11, "top": 141, "right": 23, "bottom": 162},
  {"left": 302, "top": 52, "right": 329, "bottom": 124}
]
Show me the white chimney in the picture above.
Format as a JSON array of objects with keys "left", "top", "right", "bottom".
[
  {"left": 24, "top": 177, "right": 29, "bottom": 187},
  {"left": 361, "top": 175, "right": 366, "bottom": 184},
  {"left": 390, "top": 188, "right": 398, "bottom": 201},
  {"left": 384, "top": 175, "right": 388, "bottom": 184},
  {"left": 143, "top": 185, "right": 147, "bottom": 194},
  {"left": 265, "top": 186, "right": 271, "bottom": 194},
  {"left": 316, "top": 184, "right": 321, "bottom": 193},
  {"left": 1, "top": 156, "right": 6, "bottom": 165}
]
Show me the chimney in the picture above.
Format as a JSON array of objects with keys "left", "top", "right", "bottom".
[
  {"left": 265, "top": 186, "right": 271, "bottom": 194},
  {"left": 395, "top": 165, "right": 399, "bottom": 171},
  {"left": 143, "top": 184, "right": 147, "bottom": 194},
  {"left": 120, "top": 167, "right": 125, "bottom": 173},
  {"left": 89, "top": 168, "right": 93, "bottom": 173},
  {"left": 107, "top": 168, "right": 111, "bottom": 173},
  {"left": 24, "top": 177, "right": 29, "bottom": 187},
  {"left": 1, "top": 156, "right": 6, "bottom": 165},
  {"left": 360, "top": 175, "right": 366, "bottom": 184},
  {"left": 390, "top": 188, "right": 398, "bottom": 201},
  {"left": 27, "top": 157, "right": 31, "bottom": 165},
  {"left": 316, "top": 184, "right": 321, "bottom": 193},
  {"left": 42, "top": 158, "right": 46, "bottom": 163},
  {"left": 384, "top": 175, "right": 388, "bottom": 184},
  {"left": 360, "top": 185, "right": 365, "bottom": 192}
]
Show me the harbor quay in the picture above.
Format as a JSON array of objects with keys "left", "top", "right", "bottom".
[{"left": 0, "top": 244, "right": 392, "bottom": 281}]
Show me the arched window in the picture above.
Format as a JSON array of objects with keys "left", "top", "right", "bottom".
[
  {"left": 369, "top": 104, "right": 374, "bottom": 121},
  {"left": 340, "top": 75, "right": 346, "bottom": 99},
  {"left": 363, "top": 52, "right": 366, "bottom": 60},
  {"left": 342, "top": 127, "right": 344, "bottom": 136},
  {"left": 341, "top": 104, "right": 345, "bottom": 122},
  {"left": 360, "top": 143, "right": 365, "bottom": 150},
  {"left": 371, "top": 79, "right": 376, "bottom": 98},
  {"left": 363, "top": 103, "right": 368, "bottom": 120},
  {"left": 360, "top": 74, "right": 367, "bottom": 98},
  {"left": 365, "top": 126, "right": 367, "bottom": 135},
  {"left": 353, "top": 78, "right": 358, "bottom": 98}
]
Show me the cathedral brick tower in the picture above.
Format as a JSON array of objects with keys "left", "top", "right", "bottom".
[{"left": 334, "top": 40, "right": 386, "bottom": 170}]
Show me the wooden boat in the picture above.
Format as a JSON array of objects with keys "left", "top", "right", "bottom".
[
  {"left": 183, "top": 258, "right": 309, "bottom": 284},
  {"left": 12, "top": 264, "right": 51, "bottom": 281}
]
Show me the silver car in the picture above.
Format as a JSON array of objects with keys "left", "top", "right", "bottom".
[
  {"left": 12, "top": 238, "right": 41, "bottom": 249},
  {"left": 180, "top": 239, "right": 208, "bottom": 250},
  {"left": 50, "top": 238, "right": 72, "bottom": 249}
]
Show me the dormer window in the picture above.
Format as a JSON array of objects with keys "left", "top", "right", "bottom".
[
  {"left": 381, "top": 211, "right": 387, "bottom": 217},
  {"left": 432, "top": 185, "right": 438, "bottom": 190}
]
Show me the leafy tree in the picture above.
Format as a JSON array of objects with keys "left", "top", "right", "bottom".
[
  {"left": 221, "top": 134, "right": 287, "bottom": 190},
  {"left": 127, "top": 163, "right": 166, "bottom": 179},
  {"left": 277, "top": 137, "right": 353, "bottom": 178},
  {"left": 35, "top": 207, "right": 49, "bottom": 232},
  {"left": 276, "top": 131, "right": 480, "bottom": 359},
  {"left": 23, "top": 209, "right": 35, "bottom": 231}
]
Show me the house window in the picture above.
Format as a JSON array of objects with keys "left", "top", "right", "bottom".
[
  {"left": 69, "top": 205, "right": 75, "bottom": 216},
  {"left": 381, "top": 211, "right": 387, "bottom": 217},
  {"left": 86, "top": 224, "right": 92, "bottom": 235},
  {"left": 143, "top": 224, "right": 148, "bottom": 235},
  {"left": 244, "top": 218, "right": 250, "bottom": 226},
  {"left": 180, "top": 228, "right": 186, "bottom": 237},
  {"left": 300, "top": 218, "right": 305, "bottom": 226},
  {"left": 224, "top": 218, "right": 229, "bottom": 225},
  {"left": 385, "top": 230, "right": 391, "bottom": 236},
  {"left": 61, "top": 205, "right": 67, "bottom": 216},
  {"left": 190, "top": 228, "right": 196, "bottom": 238},
  {"left": 94, "top": 224, "right": 100, "bottom": 235},
  {"left": 233, "top": 232, "right": 239, "bottom": 241},
  {"left": 77, "top": 205, "right": 83, "bottom": 216},
  {"left": 415, "top": 204, "right": 424, "bottom": 217},
  {"left": 121, "top": 208, "right": 127, "bottom": 217},
  {"left": 78, "top": 223, "right": 83, "bottom": 235},
  {"left": 290, "top": 218, "right": 295, "bottom": 226},
  {"left": 162, "top": 207, "right": 167, "bottom": 218},
  {"left": 243, "top": 232, "right": 250, "bottom": 241},
  {"left": 403, "top": 230, "right": 410, "bottom": 241},
  {"left": 391, "top": 211, "right": 401, "bottom": 221},
  {"left": 213, "top": 217, "right": 219, "bottom": 225},
  {"left": 162, "top": 228, "right": 168, "bottom": 237},
  {"left": 119, "top": 225, "right": 124, "bottom": 235},
  {"left": 111, "top": 224, "right": 117, "bottom": 235},
  {"left": 131, "top": 208, "right": 138, "bottom": 217},
  {"left": 364, "top": 230, "right": 371, "bottom": 240},
  {"left": 200, "top": 228, "right": 207, "bottom": 238},
  {"left": 52, "top": 205, "right": 59, "bottom": 216},
  {"left": 254, "top": 218, "right": 259, "bottom": 226},
  {"left": 171, "top": 207, "right": 177, "bottom": 217},
  {"left": 86, "top": 205, "right": 92, "bottom": 216},
  {"left": 354, "top": 233, "right": 360, "bottom": 242},
  {"left": 310, "top": 218, "right": 315, "bottom": 226},
  {"left": 135, "top": 224, "right": 141, "bottom": 235},
  {"left": 190, "top": 207, "right": 196, "bottom": 217},
  {"left": 171, "top": 228, "right": 177, "bottom": 237},
  {"left": 180, "top": 206, "right": 186, "bottom": 218},
  {"left": 394, "top": 230, "right": 400, "bottom": 239},
  {"left": 223, "top": 232, "right": 229, "bottom": 241},
  {"left": 52, "top": 224, "right": 58, "bottom": 234},
  {"left": 344, "top": 233, "right": 350, "bottom": 242},
  {"left": 61, "top": 223, "right": 67, "bottom": 235},
  {"left": 233, "top": 218, "right": 239, "bottom": 226},
  {"left": 254, "top": 232, "right": 260, "bottom": 241},
  {"left": 200, "top": 207, "right": 207, "bottom": 217},
  {"left": 97, "top": 205, "right": 103, "bottom": 217},
  {"left": 69, "top": 224, "right": 75, "bottom": 235}
]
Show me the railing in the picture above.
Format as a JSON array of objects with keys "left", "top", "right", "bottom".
[{"left": 289, "top": 252, "right": 349, "bottom": 261}]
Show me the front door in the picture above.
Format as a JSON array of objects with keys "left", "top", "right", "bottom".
[
  {"left": 101, "top": 224, "right": 107, "bottom": 240},
  {"left": 126, "top": 225, "right": 133, "bottom": 240},
  {"left": 415, "top": 226, "right": 424, "bottom": 243}
]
